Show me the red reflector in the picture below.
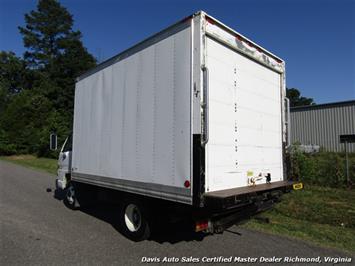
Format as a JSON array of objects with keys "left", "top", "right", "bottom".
[
  {"left": 195, "top": 220, "right": 209, "bottom": 232},
  {"left": 184, "top": 180, "right": 190, "bottom": 188}
]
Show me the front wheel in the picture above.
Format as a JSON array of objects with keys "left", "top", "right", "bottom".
[
  {"left": 64, "top": 183, "right": 79, "bottom": 209},
  {"left": 119, "top": 200, "right": 151, "bottom": 241}
]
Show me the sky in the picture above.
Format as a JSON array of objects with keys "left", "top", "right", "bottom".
[{"left": 0, "top": 0, "right": 354, "bottom": 104}]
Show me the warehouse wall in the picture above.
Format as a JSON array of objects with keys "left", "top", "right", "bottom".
[{"left": 290, "top": 101, "right": 355, "bottom": 152}]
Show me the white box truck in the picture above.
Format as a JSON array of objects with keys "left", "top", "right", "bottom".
[{"left": 55, "top": 11, "right": 299, "bottom": 241}]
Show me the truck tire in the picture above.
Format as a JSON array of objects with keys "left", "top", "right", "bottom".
[
  {"left": 64, "top": 183, "right": 80, "bottom": 210},
  {"left": 119, "top": 199, "right": 151, "bottom": 241}
]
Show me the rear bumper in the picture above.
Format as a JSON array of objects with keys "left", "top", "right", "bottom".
[
  {"left": 203, "top": 180, "right": 294, "bottom": 210},
  {"left": 197, "top": 181, "right": 295, "bottom": 233}
]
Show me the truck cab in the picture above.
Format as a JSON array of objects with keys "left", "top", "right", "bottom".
[{"left": 56, "top": 134, "right": 72, "bottom": 190}]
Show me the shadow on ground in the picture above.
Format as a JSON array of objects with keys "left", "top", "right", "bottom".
[{"left": 51, "top": 188, "right": 215, "bottom": 244}]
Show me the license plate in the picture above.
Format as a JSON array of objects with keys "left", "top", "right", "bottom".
[{"left": 293, "top": 183, "right": 303, "bottom": 190}]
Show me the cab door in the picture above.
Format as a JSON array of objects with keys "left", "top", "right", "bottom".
[{"left": 56, "top": 135, "right": 72, "bottom": 189}]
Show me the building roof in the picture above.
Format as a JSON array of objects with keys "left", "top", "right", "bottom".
[{"left": 290, "top": 100, "right": 355, "bottom": 112}]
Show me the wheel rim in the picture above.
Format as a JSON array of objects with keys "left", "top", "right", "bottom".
[
  {"left": 124, "top": 204, "right": 142, "bottom": 232},
  {"left": 66, "top": 185, "right": 75, "bottom": 205}
]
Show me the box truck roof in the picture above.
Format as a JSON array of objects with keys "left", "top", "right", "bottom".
[{"left": 77, "top": 11, "right": 284, "bottom": 82}]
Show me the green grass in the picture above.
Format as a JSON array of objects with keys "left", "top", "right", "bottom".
[
  {"left": 0, "top": 154, "right": 57, "bottom": 174},
  {"left": 1, "top": 155, "right": 354, "bottom": 253},
  {"left": 244, "top": 185, "right": 355, "bottom": 254}
]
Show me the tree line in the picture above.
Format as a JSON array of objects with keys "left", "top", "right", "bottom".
[
  {"left": 0, "top": 0, "right": 95, "bottom": 156},
  {"left": 0, "top": 0, "right": 314, "bottom": 157}
]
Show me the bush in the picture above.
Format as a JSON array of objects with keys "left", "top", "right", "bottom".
[
  {"left": 289, "top": 145, "right": 355, "bottom": 188},
  {"left": 0, "top": 129, "right": 17, "bottom": 155},
  {"left": 0, "top": 89, "right": 71, "bottom": 158}
]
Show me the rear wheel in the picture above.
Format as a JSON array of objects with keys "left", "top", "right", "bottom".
[{"left": 119, "top": 200, "right": 151, "bottom": 241}]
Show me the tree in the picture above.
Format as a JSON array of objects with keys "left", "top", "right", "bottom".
[
  {"left": 0, "top": 0, "right": 96, "bottom": 156},
  {"left": 0, "top": 89, "right": 52, "bottom": 154},
  {"left": 0, "top": 52, "right": 27, "bottom": 111},
  {"left": 286, "top": 88, "right": 315, "bottom": 107},
  {"left": 0, "top": 51, "right": 26, "bottom": 94},
  {"left": 19, "top": 0, "right": 81, "bottom": 68},
  {"left": 18, "top": 0, "right": 95, "bottom": 112}
]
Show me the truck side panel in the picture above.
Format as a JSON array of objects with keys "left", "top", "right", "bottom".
[{"left": 72, "top": 25, "right": 192, "bottom": 204}]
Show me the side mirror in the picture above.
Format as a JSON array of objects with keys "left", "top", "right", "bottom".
[{"left": 50, "top": 133, "right": 58, "bottom": 150}]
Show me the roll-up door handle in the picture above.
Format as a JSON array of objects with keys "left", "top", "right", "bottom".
[
  {"left": 201, "top": 66, "right": 209, "bottom": 146},
  {"left": 285, "top": 97, "right": 291, "bottom": 148}
]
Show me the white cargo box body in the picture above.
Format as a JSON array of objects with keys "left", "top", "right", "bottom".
[{"left": 72, "top": 12, "right": 287, "bottom": 206}]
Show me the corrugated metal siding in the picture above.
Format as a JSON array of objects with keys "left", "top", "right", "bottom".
[{"left": 290, "top": 101, "right": 355, "bottom": 152}]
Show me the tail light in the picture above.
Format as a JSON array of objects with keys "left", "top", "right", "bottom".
[{"left": 195, "top": 220, "right": 209, "bottom": 232}]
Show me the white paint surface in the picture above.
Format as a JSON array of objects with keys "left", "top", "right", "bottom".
[
  {"left": 205, "top": 37, "right": 283, "bottom": 192},
  {"left": 72, "top": 27, "right": 191, "bottom": 191}
]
